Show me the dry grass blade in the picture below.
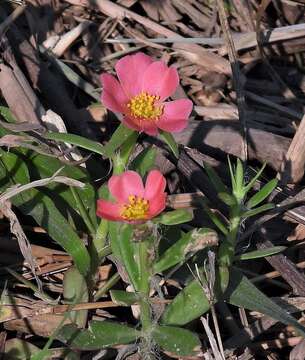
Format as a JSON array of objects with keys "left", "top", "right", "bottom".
[
  {"left": 216, "top": 0, "right": 248, "bottom": 162},
  {"left": 201, "top": 317, "right": 225, "bottom": 360},
  {"left": 0, "top": 168, "right": 84, "bottom": 204},
  {"left": 0, "top": 4, "right": 26, "bottom": 38},
  {"left": 281, "top": 113, "right": 305, "bottom": 184},
  {"left": 0, "top": 202, "right": 41, "bottom": 292},
  {"left": 92, "top": 0, "right": 231, "bottom": 74},
  {"left": 44, "top": 21, "right": 91, "bottom": 57},
  {"left": 0, "top": 36, "right": 45, "bottom": 125}
]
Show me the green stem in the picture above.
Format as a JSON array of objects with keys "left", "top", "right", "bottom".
[
  {"left": 112, "top": 132, "right": 138, "bottom": 175},
  {"left": 218, "top": 202, "right": 242, "bottom": 293},
  {"left": 137, "top": 239, "right": 155, "bottom": 359},
  {"left": 138, "top": 240, "right": 152, "bottom": 332},
  {"left": 94, "top": 272, "right": 120, "bottom": 301},
  {"left": 70, "top": 186, "right": 96, "bottom": 238},
  {"left": 94, "top": 219, "right": 109, "bottom": 259}
]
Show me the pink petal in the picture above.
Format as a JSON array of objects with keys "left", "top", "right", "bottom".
[
  {"left": 108, "top": 171, "right": 145, "bottom": 203},
  {"left": 144, "top": 170, "right": 166, "bottom": 201},
  {"left": 122, "top": 116, "right": 142, "bottom": 132},
  {"left": 139, "top": 119, "right": 159, "bottom": 136},
  {"left": 148, "top": 193, "right": 166, "bottom": 218},
  {"left": 101, "top": 74, "right": 129, "bottom": 113},
  {"left": 142, "top": 61, "right": 179, "bottom": 101},
  {"left": 157, "top": 99, "right": 193, "bottom": 133},
  {"left": 123, "top": 116, "right": 159, "bottom": 136},
  {"left": 96, "top": 199, "right": 122, "bottom": 221},
  {"left": 115, "top": 53, "right": 153, "bottom": 97}
]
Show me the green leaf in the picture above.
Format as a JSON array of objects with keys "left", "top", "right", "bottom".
[
  {"left": 103, "top": 123, "right": 136, "bottom": 158},
  {"left": 109, "top": 223, "right": 140, "bottom": 291},
  {"left": 243, "top": 162, "right": 266, "bottom": 194},
  {"left": 235, "top": 158, "right": 244, "bottom": 192},
  {"left": 63, "top": 267, "right": 88, "bottom": 328},
  {"left": 130, "top": 147, "right": 157, "bottom": 177},
  {"left": 110, "top": 290, "right": 138, "bottom": 306},
  {"left": 45, "top": 132, "right": 107, "bottom": 156},
  {"left": 246, "top": 178, "right": 278, "bottom": 209},
  {"left": 242, "top": 203, "right": 274, "bottom": 218},
  {"left": 159, "top": 130, "right": 179, "bottom": 158},
  {"left": 218, "top": 192, "right": 236, "bottom": 206},
  {"left": 0, "top": 151, "right": 91, "bottom": 275},
  {"left": 161, "top": 279, "right": 210, "bottom": 326},
  {"left": 227, "top": 156, "right": 236, "bottom": 191},
  {"left": 28, "top": 152, "right": 97, "bottom": 229},
  {"left": 153, "top": 325, "right": 201, "bottom": 356},
  {"left": 155, "top": 209, "right": 193, "bottom": 226},
  {"left": 235, "top": 246, "right": 286, "bottom": 261},
  {"left": 204, "top": 162, "right": 228, "bottom": 194},
  {"left": 108, "top": 221, "right": 122, "bottom": 260},
  {"left": 0, "top": 106, "right": 17, "bottom": 123},
  {"left": 57, "top": 321, "right": 139, "bottom": 350},
  {"left": 153, "top": 228, "right": 218, "bottom": 274},
  {"left": 112, "top": 130, "right": 138, "bottom": 174},
  {"left": 226, "top": 269, "right": 305, "bottom": 336},
  {"left": 203, "top": 206, "right": 228, "bottom": 235}
]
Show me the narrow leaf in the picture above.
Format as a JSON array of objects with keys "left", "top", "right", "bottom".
[
  {"left": 227, "top": 269, "right": 305, "bottom": 336},
  {"left": 159, "top": 130, "right": 179, "bottom": 158},
  {"left": 204, "top": 162, "right": 228, "bottom": 194},
  {"left": 242, "top": 203, "right": 274, "bottom": 218},
  {"left": 227, "top": 156, "right": 236, "bottom": 191},
  {"left": 28, "top": 152, "right": 97, "bottom": 229},
  {"left": 0, "top": 151, "right": 91, "bottom": 275},
  {"left": 110, "top": 290, "right": 138, "bottom": 306},
  {"left": 45, "top": 132, "right": 107, "bottom": 156},
  {"left": 244, "top": 162, "right": 267, "bottom": 194},
  {"left": 203, "top": 206, "right": 228, "bottom": 235},
  {"left": 155, "top": 209, "right": 193, "bottom": 226},
  {"left": 161, "top": 279, "right": 210, "bottom": 326},
  {"left": 117, "top": 224, "right": 140, "bottom": 291},
  {"left": 153, "top": 325, "right": 201, "bottom": 356},
  {"left": 246, "top": 178, "right": 278, "bottom": 209},
  {"left": 153, "top": 228, "right": 218, "bottom": 274},
  {"left": 235, "top": 158, "right": 244, "bottom": 192},
  {"left": 236, "top": 246, "right": 286, "bottom": 261},
  {"left": 57, "top": 321, "right": 139, "bottom": 350},
  {"left": 218, "top": 192, "right": 236, "bottom": 206},
  {"left": 108, "top": 221, "right": 123, "bottom": 260},
  {"left": 0, "top": 106, "right": 17, "bottom": 123},
  {"left": 112, "top": 130, "right": 138, "bottom": 174},
  {"left": 103, "top": 123, "right": 136, "bottom": 158},
  {"left": 130, "top": 147, "right": 157, "bottom": 177},
  {"left": 63, "top": 267, "right": 88, "bottom": 328}
]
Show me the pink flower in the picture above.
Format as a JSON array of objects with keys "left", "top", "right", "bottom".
[
  {"left": 100, "top": 52, "right": 193, "bottom": 136},
  {"left": 97, "top": 170, "right": 167, "bottom": 223}
]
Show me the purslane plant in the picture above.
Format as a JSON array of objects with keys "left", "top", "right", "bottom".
[{"left": 1, "top": 52, "right": 305, "bottom": 359}]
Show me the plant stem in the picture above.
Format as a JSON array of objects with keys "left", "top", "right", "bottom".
[
  {"left": 138, "top": 240, "right": 151, "bottom": 331},
  {"left": 94, "top": 272, "right": 120, "bottom": 301},
  {"left": 70, "top": 186, "right": 96, "bottom": 238},
  {"left": 94, "top": 219, "right": 109, "bottom": 259},
  {"left": 138, "top": 239, "right": 155, "bottom": 359},
  {"left": 112, "top": 132, "right": 138, "bottom": 175}
]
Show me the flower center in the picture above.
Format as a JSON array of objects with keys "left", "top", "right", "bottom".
[
  {"left": 127, "top": 92, "right": 163, "bottom": 120},
  {"left": 121, "top": 195, "right": 149, "bottom": 221}
]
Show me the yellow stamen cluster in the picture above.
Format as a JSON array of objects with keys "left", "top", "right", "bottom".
[
  {"left": 121, "top": 195, "right": 149, "bottom": 221},
  {"left": 127, "top": 92, "right": 163, "bottom": 120}
]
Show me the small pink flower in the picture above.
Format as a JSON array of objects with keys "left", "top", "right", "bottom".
[
  {"left": 100, "top": 52, "right": 193, "bottom": 136},
  {"left": 97, "top": 170, "right": 167, "bottom": 223}
]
